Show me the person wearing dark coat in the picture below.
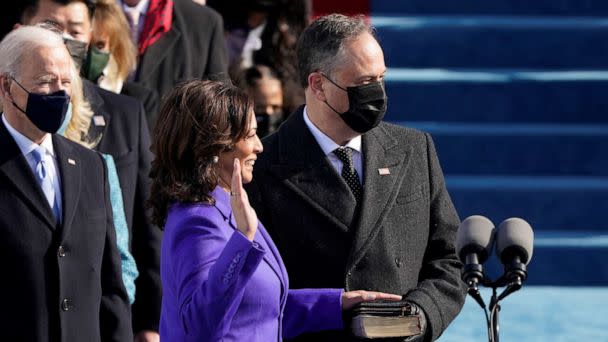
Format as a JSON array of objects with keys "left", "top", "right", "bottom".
[
  {"left": 121, "top": 0, "right": 228, "bottom": 98},
  {"left": 246, "top": 15, "right": 467, "bottom": 342},
  {"left": 19, "top": 1, "right": 163, "bottom": 339},
  {"left": 83, "top": 80, "right": 163, "bottom": 337},
  {"left": 0, "top": 25, "right": 131, "bottom": 342},
  {"left": 121, "top": 81, "right": 159, "bottom": 133}
]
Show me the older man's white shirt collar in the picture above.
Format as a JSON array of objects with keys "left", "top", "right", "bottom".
[
  {"left": 2, "top": 114, "right": 55, "bottom": 157},
  {"left": 303, "top": 106, "right": 361, "bottom": 156}
]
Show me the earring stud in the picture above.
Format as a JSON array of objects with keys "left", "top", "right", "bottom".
[{"left": 212, "top": 156, "right": 219, "bottom": 163}]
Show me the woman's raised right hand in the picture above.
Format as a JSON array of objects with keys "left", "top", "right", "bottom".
[{"left": 230, "top": 158, "right": 258, "bottom": 241}]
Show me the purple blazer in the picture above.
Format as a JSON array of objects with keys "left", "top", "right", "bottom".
[{"left": 160, "top": 187, "right": 343, "bottom": 341}]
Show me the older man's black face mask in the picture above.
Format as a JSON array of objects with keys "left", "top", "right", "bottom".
[
  {"left": 321, "top": 73, "right": 388, "bottom": 134},
  {"left": 9, "top": 78, "right": 70, "bottom": 133}
]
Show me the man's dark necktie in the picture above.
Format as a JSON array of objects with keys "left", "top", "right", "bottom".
[{"left": 333, "top": 147, "right": 363, "bottom": 202}]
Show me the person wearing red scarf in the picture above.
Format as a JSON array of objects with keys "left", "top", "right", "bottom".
[{"left": 121, "top": 0, "right": 228, "bottom": 99}]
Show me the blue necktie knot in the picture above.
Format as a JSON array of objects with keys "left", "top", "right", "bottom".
[
  {"left": 31, "top": 145, "right": 59, "bottom": 223},
  {"left": 32, "top": 146, "right": 48, "bottom": 179}
]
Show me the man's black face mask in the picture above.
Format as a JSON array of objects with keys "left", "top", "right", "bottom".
[
  {"left": 322, "top": 73, "right": 388, "bottom": 134},
  {"left": 10, "top": 77, "right": 71, "bottom": 134}
]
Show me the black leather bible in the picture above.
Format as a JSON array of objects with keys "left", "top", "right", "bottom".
[{"left": 350, "top": 301, "right": 423, "bottom": 339}]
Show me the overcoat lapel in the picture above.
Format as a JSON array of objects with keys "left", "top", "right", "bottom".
[
  {"left": 53, "top": 135, "right": 81, "bottom": 241},
  {"left": 0, "top": 122, "right": 57, "bottom": 230},
  {"left": 349, "top": 125, "right": 412, "bottom": 265},
  {"left": 270, "top": 109, "right": 358, "bottom": 232}
]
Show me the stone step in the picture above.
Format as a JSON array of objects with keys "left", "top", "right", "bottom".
[
  {"left": 372, "top": 0, "right": 608, "bottom": 16},
  {"left": 446, "top": 175, "right": 608, "bottom": 231},
  {"left": 374, "top": 16, "right": 608, "bottom": 69},
  {"left": 384, "top": 71, "right": 608, "bottom": 123},
  {"left": 400, "top": 122, "right": 608, "bottom": 176}
]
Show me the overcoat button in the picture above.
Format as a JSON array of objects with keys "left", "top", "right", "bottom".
[{"left": 61, "top": 298, "right": 71, "bottom": 311}]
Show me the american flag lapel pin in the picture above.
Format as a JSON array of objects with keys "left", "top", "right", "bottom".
[{"left": 378, "top": 168, "right": 390, "bottom": 175}]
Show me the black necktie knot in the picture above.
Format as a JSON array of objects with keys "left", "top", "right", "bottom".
[{"left": 333, "top": 147, "right": 362, "bottom": 201}]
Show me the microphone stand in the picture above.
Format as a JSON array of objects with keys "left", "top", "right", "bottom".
[{"left": 465, "top": 258, "right": 527, "bottom": 342}]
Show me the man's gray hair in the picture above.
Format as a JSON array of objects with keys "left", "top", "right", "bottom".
[
  {"left": 0, "top": 26, "right": 67, "bottom": 79},
  {"left": 296, "top": 14, "right": 376, "bottom": 88}
]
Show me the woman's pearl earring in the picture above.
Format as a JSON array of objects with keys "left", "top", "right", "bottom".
[{"left": 212, "top": 156, "right": 219, "bottom": 164}]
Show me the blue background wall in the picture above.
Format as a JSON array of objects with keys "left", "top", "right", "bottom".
[{"left": 370, "top": 0, "right": 608, "bottom": 340}]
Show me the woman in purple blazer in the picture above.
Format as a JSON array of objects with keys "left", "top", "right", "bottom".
[{"left": 149, "top": 80, "right": 401, "bottom": 342}]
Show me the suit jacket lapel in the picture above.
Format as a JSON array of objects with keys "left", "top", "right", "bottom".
[
  {"left": 0, "top": 122, "right": 57, "bottom": 230},
  {"left": 349, "top": 125, "right": 412, "bottom": 264},
  {"left": 256, "top": 225, "right": 289, "bottom": 289},
  {"left": 270, "top": 109, "right": 358, "bottom": 232},
  {"left": 53, "top": 135, "right": 81, "bottom": 240},
  {"left": 83, "top": 80, "right": 111, "bottom": 146},
  {"left": 254, "top": 229, "right": 286, "bottom": 291}
]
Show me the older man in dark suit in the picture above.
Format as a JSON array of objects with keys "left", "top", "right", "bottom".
[
  {"left": 0, "top": 25, "right": 131, "bottom": 342},
  {"left": 19, "top": 1, "right": 163, "bottom": 341},
  {"left": 247, "top": 14, "right": 467, "bottom": 341}
]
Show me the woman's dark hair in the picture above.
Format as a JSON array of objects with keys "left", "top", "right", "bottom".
[{"left": 148, "top": 80, "right": 253, "bottom": 227}]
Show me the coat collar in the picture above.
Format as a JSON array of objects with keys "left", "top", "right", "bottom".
[
  {"left": 52, "top": 134, "right": 82, "bottom": 241},
  {"left": 0, "top": 121, "right": 57, "bottom": 229},
  {"left": 270, "top": 106, "right": 412, "bottom": 264},
  {"left": 135, "top": 15, "right": 181, "bottom": 83},
  {"left": 348, "top": 124, "right": 411, "bottom": 265},
  {"left": 270, "top": 107, "right": 358, "bottom": 232},
  {"left": 0, "top": 122, "right": 83, "bottom": 235}
]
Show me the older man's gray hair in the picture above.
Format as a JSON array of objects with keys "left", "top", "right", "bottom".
[
  {"left": 0, "top": 25, "right": 68, "bottom": 79},
  {"left": 296, "top": 14, "right": 377, "bottom": 88}
]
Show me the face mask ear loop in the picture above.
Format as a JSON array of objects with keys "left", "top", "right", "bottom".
[
  {"left": 319, "top": 73, "right": 349, "bottom": 116},
  {"left": 7, "top": 77, "right": 29, "bottom": 115},
  {"left": 324, "top": 98, "right": 345, "bottom": 117},
  {"left": 320, "top": 73, "right": 347, "bottom": 92},
  {"left": 10, "top": 77, "right": 29, "bottom": 94}
]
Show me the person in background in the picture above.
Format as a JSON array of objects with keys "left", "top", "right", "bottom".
[
  {"left": 209, "top": 0, "right": 309, "bottom": 114},
  {"left": 19, "top": 1, "right": 163, "bottom": 340},
  {"left": 246, "top": 14, "right": 467, "bottom": 341},
  {"left": 149, "top": 79, "right": 403, "bottom": 342},
  {"left": 86, "top": 0, "right": 159, "bottom": 131},
  {"left": 120, "top": 0, "right": 228, "bottom": 98},
  {"left": 55, "top": 55, "right": 139, "bottom": 305},
  {"left": 238, "top": 64, "right": 284, "bottom": 138},
  {"left": 0, "top": 25, "right": 131, "bottom": 342}
]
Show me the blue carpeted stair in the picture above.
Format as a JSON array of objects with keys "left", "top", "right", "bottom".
[{"left": 371, "top": 0, "right": 608, "bottom": 340}]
